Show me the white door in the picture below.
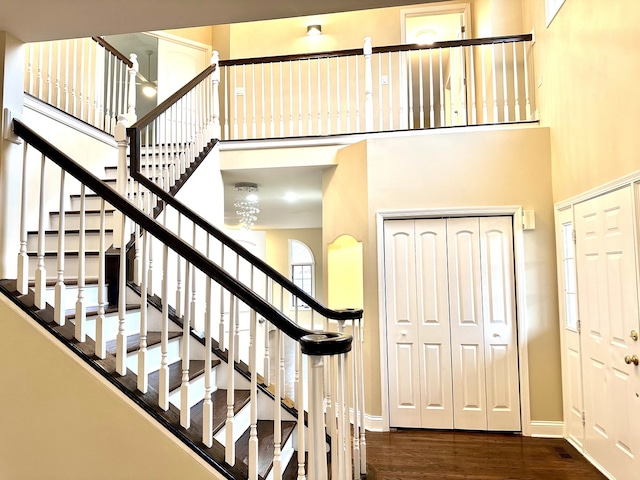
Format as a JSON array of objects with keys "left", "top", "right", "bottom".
[
  {"left": 574, "top": 186, "right": 640, "bottom": 480},
  {"left": 556, "top": 207, "right": 585, "bottom": 449},
  {"left": 385, "top": 216, "right": 520, "bottom": 431}
]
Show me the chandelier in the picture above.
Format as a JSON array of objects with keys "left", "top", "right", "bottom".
[{"left": 234, "top": 182, "right": 260, "bottom": 230}]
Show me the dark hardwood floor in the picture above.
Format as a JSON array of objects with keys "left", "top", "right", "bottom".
[{"left": 364, "top": 430, "right": 606, "bottom": 480}]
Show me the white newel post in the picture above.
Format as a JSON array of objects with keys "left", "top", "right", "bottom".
[
  {"left": 113, "top": 115, "right": 129, "bottom": 249},
  {"left": 308, "top": 353, "right": 328, "bottom": 480},
  {"left": 127, "top": 53, "right": 138, "bottom": 124},
  {"left": 211, "top": 51, "right": 221, "bottom": 140},
  {"left": 363, "top": 37, "right": 374, "bottom": 132}
]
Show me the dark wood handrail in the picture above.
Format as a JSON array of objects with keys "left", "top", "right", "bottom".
[
  {"left": 218, "top": 33, "right": 533, "bottom": 67},
  {"left": 13, "top": 118, "right": 351, "bottom": 356},
  {"left": 91, "top": 36, "right": 133, "bottom": 67},
  {"left": 128, "top": 127, "right": 363, "bottom": 323},
  {"left": 132, "top": 64, "right": 216, "bottom": 131}
]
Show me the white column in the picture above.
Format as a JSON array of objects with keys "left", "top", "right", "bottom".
[
  {"left": 0, "top": 32, "right": 25, "bottom": 279},
  {"left": 127, "top": 54, "right": 138, "bottom": 129}
]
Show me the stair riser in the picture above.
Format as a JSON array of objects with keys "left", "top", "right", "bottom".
[
  {"left": 168, "top": 368, "right": 218, "bottom": 410},
  {"left": 27, "top": 232, "right": 114, "bottom": 252},
  {"left": 28, "top": 256, "right": 100, "bottom": 281},
  {"left": 49, "top": 212, "right": 114, "bottom": 230},
  {"left": 126, "top": 336, "right": 182, "bottom": 375},
  {"left": 70, "top": 196, "right": 114, "bottom": 211},
  {"left": 214, "top": 400, "right": 252, "bottom": 445},
  {"left": 69, "top": 310, "right": 141, "bottom": 342}
]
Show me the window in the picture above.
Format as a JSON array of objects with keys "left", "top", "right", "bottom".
[{"left": 289, "top": 239, "right": 314, "bottom": 308}]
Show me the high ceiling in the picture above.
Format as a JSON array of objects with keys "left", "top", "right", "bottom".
[{"left": 2, "top": 0, "right": 440, "bottom": 43}]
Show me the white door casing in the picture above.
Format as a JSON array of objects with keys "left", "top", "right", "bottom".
[
  {"left": 385, "top": 216, "right": 520, "bottom": 431},
  {"left": 574, "top": 186, "right": 640, "bottom": 480},
  {"left": 556, "top": 206, "right": 585, "bottom": 450}
]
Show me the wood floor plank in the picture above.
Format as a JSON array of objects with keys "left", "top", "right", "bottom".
[{"left": 364, "top": 430, "right": 606, "bottom": 480}]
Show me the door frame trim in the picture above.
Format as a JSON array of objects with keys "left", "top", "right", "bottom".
[{"left": 376, "top": 206, "right": 531, "bottom": 435}]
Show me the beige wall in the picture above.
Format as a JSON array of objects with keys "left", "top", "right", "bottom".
[
  {"left": 323, "top": 126, "right": 560, "bottom": 423},
  {"left": 522, "top": 0, "right": 640, "bottom": 202},
  {"left": 0, "top": 297, "right": 223, "bottom": 480}
]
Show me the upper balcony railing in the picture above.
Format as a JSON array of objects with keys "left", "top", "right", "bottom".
[
  {"left": 217, "top": 33, "right": 535, "bottom": 141},
  {"left": 24, "top": 36, "right": 138, "bottom": 134}
]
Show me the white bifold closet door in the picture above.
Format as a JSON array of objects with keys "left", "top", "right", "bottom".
[{"left": 385, "top": 216, "right": 521, "bottom": 431}]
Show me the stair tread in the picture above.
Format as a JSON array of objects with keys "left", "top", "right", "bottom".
[
  {"left": 104, "top": 330, "right": 181, "bottom": 355},
  {"left": 27, "top": 251, "right": 101, "bottom": 256},
  {"left": 235, "top": 419, "right": 297, "bottom": 479},
  {"left": 188, "top": 389, "right": 251, "bottom": 436},
  {"left": 147, "top": 358, "right": 222, "bottom": 393},
  {"left": 50, "top": 209, "right": 115, "bottom": 215}
]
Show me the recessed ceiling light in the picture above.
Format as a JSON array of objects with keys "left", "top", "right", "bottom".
[{"left": 284, "top": 192, "right": 299, "bottom": 202}]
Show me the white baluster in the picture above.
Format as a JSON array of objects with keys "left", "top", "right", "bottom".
[
  {"left": 219, "top": 245, "right": 226, "bottom": 351},
  {"left": 513, "top": 42, "right": 521, "bottom": 122},
  {"left": 407, "top": 52, "right": 414, "bottom": 130},
  {"left": 307, "top": 60, "right": 312, "bottom": 135},
  {"left": 429, "top": 49, "right": 435, "bottom": 128},
  {"left": 298, "top": 60, "right": 303, "bottom": 135},
  {"left": 492, "top": 43, "right": 499, "bottom": 122},
  {"left": 159, "top": 238, "right": 170, "bottom": 410},
  {"left": 388, "top": 53, "right": 394, "bottom": 130},
  {"left": 377, "top": 53, "right": 382, "bottom": 131},
  {"left": 278, "top": 62, "right": 286, "bottom": 137},
  {"left": 17, "top": 144, "right": 28, "bottom": 295},
  {"left": 289, "top": 61, "right": 295, "bottom": 135},
  {"left": 263, "top": 276, "right": 271, "bottom": 386},
  {"left": 86, "top": 40, "right": 93, "bottom": 125},
  {"left": 181, "top": 260, "right": 191, "bottom": 429},
  {"left": 79, "top": 38, "right": 86, "bottom": 121},
  {"left": 242, "top": 64, "right": 248, "bottom": 139},
  {"left": 234, "top": 255, "right": 240, "bottom": 363},
  {"left": 128, "top": 53, "right": 138, "bottom": 124},
  {"left": 252, "top": 63, "right": 257, "bottom": 138},
  {"left": 364, "top": 37, "right": 373, "bottom": 132},
  {"left": 46, "top": 41, "right": 52, "bottom": 105},
  {"left": 211, "top": 51, "right": 221, "bottom": 140},
  {"left": 345, "top": 57, "right": 351, "bottom": 133},
  {"left": 233, "top": 66, "right": 238, "bottom": 139},
  {"left": 26, "top": 43, "right": 33, "bottom": 96},
  {"left": 481, "top": 45, "right": 488, "bottom": 124},
  {"left": 326, "top": 59, "right": 331, "bottom": 135},
  {"left": 439, "top": 49, "right": 445, "bottom": 126},
  {"left": 137, "top": 230, "right": 149, "bottom": 392},
  {"left": 53, "top": 169, "right": 66, "bottom": 325},
  {"left": 502, "top": 42, "right": 509, "bottom": 122},
  {"left": 308, "top": 354, "right": 328, "bottom": 480},
  {"left": 224, "top": 66, "right": 230, "bottom": 140},
  {"left": 351, "top": 320, "right": 361, "bottom": 478},
  {"left": 261, "top": 64, "right": 266, "bottom": 138},
  {"left": 202, "top": 275, "right": 214, "bottom": 447},
  {"left": 104, "top": 53, "right": 112, "bottom": 133},
  {"left": 34, "top": 154, "right": 46, "bottom": 310},
  {"left": 115, "top": 212, "right": 127, "bottom": 375},
  {"left": 74, "top": 184, "right": 87, "bottom": 341},
  {"left": 316, "top": 59, "right": 322, "bottom": 134},
  {"left": 37, "top": 43, "right": 43, "bottom": 100},
  {"left": 190, "top": 224, "right": 197, "bottom": 330},
  {"left": 272, "top": 328, "right": 283, "bottom": 479},
  {"left": 175, "top": 215, "right": 183, "bottom": 317},
  {"left": 225, "top": 294, "right": 236, "bottom": 465},
  {"left": 248, "top": 309, "right": 259, "bottom": 480},
  {"left": 470, "top": 45, "right": 477, "bottom": 125},
  {"left": 418, "top": 49, "right": 424, "bottom": 129},
  {"left": 95, "top": 199, "right": 107, "bottom": 359},
  {"left": 524, "top": 41, "right": 532, "bottom": 120}
]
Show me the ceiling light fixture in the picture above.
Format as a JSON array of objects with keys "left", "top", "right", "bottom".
[
  {"left": 234, "top": 183, "right": 260, "bottom": 230},
  {"left": 142, "top": 50, "right": 157, "bottom": 98},
  {"left": 307, "top": 24, "right": 322, "bottom": 36},
  {"left": 415, "top": 29, "right": 437, "bottom": 45},
  {"left": 284, "top": 192, "right": 299, "bottom": 202}
]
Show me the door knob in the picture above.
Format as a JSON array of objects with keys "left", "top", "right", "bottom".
[
  {"left": 624, "top": 355, "right": 639, "bottom": 366},
  {"left": 631, "top": 330, "right": 639, "bottom": 341}
]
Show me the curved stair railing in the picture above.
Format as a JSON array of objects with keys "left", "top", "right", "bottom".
[{"left": 11, "top": 117, "right": 361, "bottom": 479}]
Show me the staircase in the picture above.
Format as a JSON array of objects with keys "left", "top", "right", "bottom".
[{"left": 5, "top": 116, "right": 365, "bottom": 480}]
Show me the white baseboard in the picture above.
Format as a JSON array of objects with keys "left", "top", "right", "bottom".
[
  {"left": 364, "top": 413, "right": 384, "bottom": 432},
  {"left": 529, "top": 420, "right": 564, "bottom": 438}
]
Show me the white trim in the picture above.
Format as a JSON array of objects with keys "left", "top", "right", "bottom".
[
  {"left": 529, "top": 420, "right": 564, "bottom": 438},
  {"left": 146, "top": 30, "right": 212, "bottom": 56},
  {"left": 23, "top": 94, "right": 117, "bottom": 147},
  {"left": 545, "top": 0, "right": 566, "bottom": 27},
  {"left": 566, "top": 437, "right": 616, "bottom": 480},
  {"left": 364, "top": 413, "right": 384, "bottom": 432},
  {"left": 376, "top": 206, "right": 532, "bottom": 434},
  {"left": 400, "top": 2, "right": 472, "bottom": 44},
  {"left": 555, "top": 169, "right": 640, "bottom": 210}
]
